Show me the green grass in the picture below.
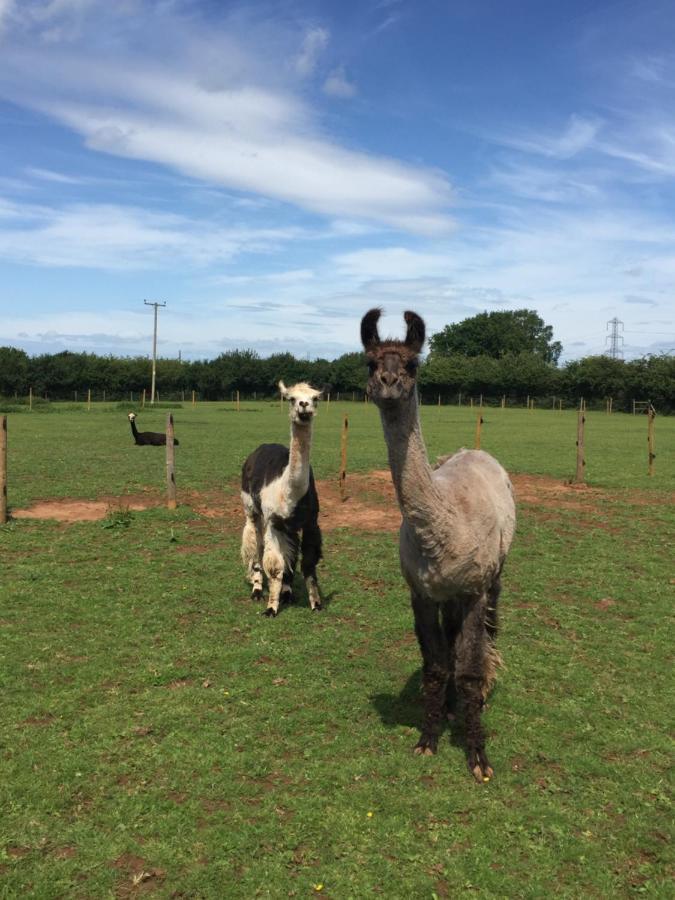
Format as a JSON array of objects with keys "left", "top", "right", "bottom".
[
  {"left": 1, "top": 402, "right": 673, "bottom": 897},
  {"left": 3, "top": 400, "right": 674, "bottom": 509}
]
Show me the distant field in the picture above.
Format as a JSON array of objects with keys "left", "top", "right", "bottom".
[
  {"left": 3, "top": 400, "right": 674, "bottom": 508},
  {"left": 1, "top": 401, "right": 673, "bottom": 897}
]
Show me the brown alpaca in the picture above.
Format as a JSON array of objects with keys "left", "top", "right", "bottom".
[{"left": 361, "top": 308, "right": 516, "bottom": 782}]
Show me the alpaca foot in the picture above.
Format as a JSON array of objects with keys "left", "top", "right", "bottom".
[
  {"left": 413, "top": 733, "right": 438, "bottom": 756},
  {"left": 263, "top": 606, "right": 278, "bottom": 618},
  {"left": 280, "top": 589, "right": 294, "bottom": 606},
  {"left": 311, "top": 600, "right": 322, "bottom": 611},
  {"left": 251, "top": 588, "right": 264, "bottom": 601},
  {"left": 468, "top": 748, "right": 494, "bottom": 783}
]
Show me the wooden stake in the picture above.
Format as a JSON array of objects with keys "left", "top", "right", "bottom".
[
  {"left": 458, "top": 392, "right": 462, "bottom": 407},
  {"left": 192, "top": 390, "right": 196, "bottom": 408},
  {"left": 236, "top": 390, "right": 240, "bottom": 412},
  {"left": 575, "top": 408, "right": 586, "bottom": 483},
  {"left": 474, "top": 412, "right": 484, "bottom": 450},
  {"left": 479, "top": 393, "right": 483, "bottom": 408},
  {"left": 470, "top": 397, "right": 474, "bottom": 409},
  {"left": 87, "top": 388, "right": 91, "bottom": 411},
  {"left": 559, "top": 399, "right": 563, "bottom": 412},
  {"left": 339, "top": 414, "right": 349, "bottom": 502},
  {"left": 142, "top": 389, "right": 146, "bottom": 409},
  {"left": 501, "top": 395, "right": 505, "bottom": 409},
  {"left": 0, "top": 415, "right": 7, "bottom": 525},
  {"left": 166, "top": 414, "right": 177, "bottom": 509},
  {"left": 526, "top": 394, "right": 529, "bottom": 409},
  {"left": 647, "top": 406, "right": 656, "bottom": 476},
  {"left": 29, "top": 387, "right": 33, "bottom": 411}
]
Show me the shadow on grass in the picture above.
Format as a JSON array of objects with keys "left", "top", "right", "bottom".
[{"left": 372, "top": 670, "right": 501, "bottom": 756}]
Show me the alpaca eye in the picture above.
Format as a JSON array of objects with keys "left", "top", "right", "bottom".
[
  {"left": 405, "top": 360, "right": 418, "bottom": 373},
  {"left": 367, "top": 361, "right": 377, "bottom": 374}
]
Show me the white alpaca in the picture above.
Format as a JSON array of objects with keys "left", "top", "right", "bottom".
[
  {"left": 361, "top": 308, "right": 516, "bottom": 782},
  {"left": 240, "top": 381, "right": 324, "bottom": 617}
]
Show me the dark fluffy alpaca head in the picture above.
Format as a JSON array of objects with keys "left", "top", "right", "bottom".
[{"left": 360, "top": 308, "right": 426, "bottom": 407}]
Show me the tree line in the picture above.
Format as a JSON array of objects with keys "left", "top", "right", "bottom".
[
  {"left": 0, "top": 310, "right": 672, "bottom": 411},
  {"left": 0, "top": 345, "right": 672, "bottom": 412}
]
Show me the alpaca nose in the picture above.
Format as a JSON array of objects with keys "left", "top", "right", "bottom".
[
  {"left": 380, "top": 371, "right": 398, "bottom": 387},
  {"left": 299, "top": 400, "right": 309, "bottom": 409}
]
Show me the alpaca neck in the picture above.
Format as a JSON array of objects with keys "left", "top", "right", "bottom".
[
  {"left": 380, "top": 391, "right": 449, "bottom": 541},
  {"left": 286, "top": 420, "right": 313, "bottom": 500},
  {"left": 130, "top": 419, "right": 139, "bottom": 438}
]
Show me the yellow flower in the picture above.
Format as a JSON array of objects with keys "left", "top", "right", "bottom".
[
  {"left": 367, "top": 811, "right": 374, "bottom": 818},
  {"left": 313, "top": 884, "right": 323, "bottom": 892}
]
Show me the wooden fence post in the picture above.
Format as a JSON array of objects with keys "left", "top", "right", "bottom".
[
  {"left": 339, "top": 414, "right": 349, "bottom": 502},
  {"left": 458, "top": 392, "right": 462, "bottom": 406},
  {"left": 142, "top": 389, "right": 146, "bottom": 409},
  {"left": 474, "top": 412, "right": 484, "bottom": 450},
  {"left": 192, "top": 390, "right": 196, "bottom": 408},
  {"left": 236, "top": 390, "right": 240, "bottom": 412},
  {"left": 166, "top": 414, "right": 177, "bottom": 509},
  {"left": 647, "top": 405, "right": 656, "bottom": 476},
  {"left": 501, "top": 395, "right": 505, "bottom": 409},
  {"left": 574, "top": 408, "right": 586, "bottom": 483},
  {"left": 0, "top": 416, "right": 7, "bottom": 525},
  {"left": 87, "top": 388, "right": 91, "bottom": 411},
  {"left": 29, "top": 387, "right": 33, "bottom": 411}
]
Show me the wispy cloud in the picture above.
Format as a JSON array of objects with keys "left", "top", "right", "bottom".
[
  {"left": 0, "top": 20, "right": 454, "bottom": 233},
  {"left": 0, "top": 199, "right": 304, "bottom": 269},
  {"left": 293, "top": 26, "right": 329, "bottom": 77},
  {"left": 323, "top": 66, "right": 357, "bottom": 99},
  {"left": 494, "top": 115, "right": 602, "bottom": 160}
]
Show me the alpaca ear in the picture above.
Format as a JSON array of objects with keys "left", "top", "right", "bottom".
[
  {"left": 403, "top": 310, "right": 425, "bottom": 354},
  {"left": 278, "top": 380, "right": 289, "bottom": 399},
  {"left": 319, "top": 383, "right": 332, "bottom": 399},
  {"left": 360, "top": 308, "right": 382, "bottom": 351}
]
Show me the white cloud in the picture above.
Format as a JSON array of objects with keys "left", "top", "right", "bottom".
[
  {"left": 293, "top": 26, "right": 329, "bottom": 76},
  {"left": 0, "top": 42, "right": 454, "bottom": 233},
  {"left": 0, "top": 200, "right": 304, "bottom": 269},
  {"left": 323, "top": 66, "right": 357, "bottom": 99},
  {"left": 495, "top": 115, "right": 602, "bottom": 160}
]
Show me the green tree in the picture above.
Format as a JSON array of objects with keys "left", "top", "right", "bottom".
[
  {"left": 0, "top": 347, "right": 29, "bottom": 396},
  {"left": 429, "top": 309, "right": 562, "bottom": 364}
]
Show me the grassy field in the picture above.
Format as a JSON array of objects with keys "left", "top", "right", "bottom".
[{"left": 1, "top": 402, "right": 673, "bottom": 898}]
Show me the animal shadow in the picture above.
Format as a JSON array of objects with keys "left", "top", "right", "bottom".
[{"left": 371, "top": 670, "right": 479, "bottom": 751}]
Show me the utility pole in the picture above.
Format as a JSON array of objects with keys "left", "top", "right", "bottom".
[
  {"left": 606, "top": 317, "right": 624, "bottom": 359},
  {"left": 144, "top": 300, "right": 166, "bottom": 404}
]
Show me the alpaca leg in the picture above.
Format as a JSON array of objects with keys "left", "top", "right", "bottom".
[
  {"left": 281, "top": 538, "right": 299, "bottom": 606},
  {"left": 262, "top": 526, "right": 289, "bottom": 618},
  {"left": 300, "top": 523, "right": 323, "bottom": 611},
  {"left": 441, "top": 601, "right": 462, "bottom": 722},
  {"left": 455, "top": 597, "right": 494, "bottom": 782},
  {"left": 411, "top": 591, "right": 448, "bottom": 755},
  {"left": 241, "top": 516, "right": 264, "bottom": 601}
]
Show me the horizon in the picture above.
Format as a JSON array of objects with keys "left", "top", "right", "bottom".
[{"left": 1, "top": 0, "right": 673, "bottom": 364}]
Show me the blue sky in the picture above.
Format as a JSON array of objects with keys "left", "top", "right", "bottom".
[{"left": 0, "top": 0, "right": 673, "bottom": 361}]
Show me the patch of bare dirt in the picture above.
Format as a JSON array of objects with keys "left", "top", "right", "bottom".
[
  {"left": 12, "top": 496, "right": 158, "bottom": 522},
  {"left": 10, "top": 468, "right": 665, "bottom": 528}
]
